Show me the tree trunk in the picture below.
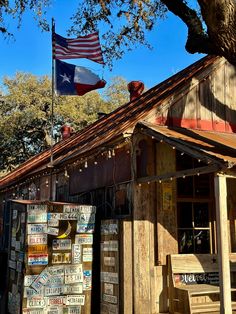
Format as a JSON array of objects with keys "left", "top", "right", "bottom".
[{"left": 198, "top": 0, "right": 236, "bottom": 65}]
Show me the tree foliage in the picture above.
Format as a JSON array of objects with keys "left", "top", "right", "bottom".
[
  {"left": 0, "top": 72, "right": 129, "bottom": 173},
  {"left": 1, "top": 1, "right": 236, "bottom": 66}
]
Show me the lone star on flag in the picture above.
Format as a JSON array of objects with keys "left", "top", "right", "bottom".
[
  {"left": 56, "top": 59, "right": 106, "bottom": 96},
  {"left": 60, "top": 73, "right": 71, "bottom": 83}
]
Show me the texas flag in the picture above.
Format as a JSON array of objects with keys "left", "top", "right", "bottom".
[{"left": 55, "top": 59, "right": 106, "bottom": 96}]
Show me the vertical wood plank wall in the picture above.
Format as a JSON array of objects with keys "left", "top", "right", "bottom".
[
  {"left": 157, "top": 59, "right": 236, "bottom": 133},
  {"left": 156, "top": 142, "right": 178, "bottom": 265},
  {"left": 130, "top": 135, "right": 179, "bottom": 313}
]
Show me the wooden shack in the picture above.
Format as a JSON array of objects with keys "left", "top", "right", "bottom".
[{"left": 1, "top": 55, "right": 236, "bottom": 313}]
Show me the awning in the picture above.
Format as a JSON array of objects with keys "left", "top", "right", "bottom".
[{"left": 136, "top": 121, "right": 236, "bottom": 183}]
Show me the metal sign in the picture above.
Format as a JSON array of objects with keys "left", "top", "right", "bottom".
[
  {"left": 103, "top": 294, "right": 118, "bottom": 304},
  {"left": 52, "top": 253, "right": 71, "bottom": 264},
  {"left": 52, "top": 239, "right": 71, "bottom": 250},
  {"left": 66, "top": 295, "right": 85, "bottom": 306},
  {"left": 67, "top": 307, "right": 82, "bottom": 314},
  {"left": 26, "top": 296, "right": 46, "bottom": 308},
  {"left": 63, "top": 283, "right": 83, "bottom": 294},
  {"left": 47, "top": 265, "right": 64, "bottom": 276},
  {"left": 63, "top": 204, "right": 96, "bottom": 214},
  {"left": 101, "top": 272, "right": 119, "bottom": 284},
  {"left": 104, "top": 257, "right": 116, "bottom": 267},
  {"left": 75, "top": 234, "right": 93, "bottom": 245},
  {"left": 82, "top": 248, "right": 93, "bottom": 262},
  {"left": 83, "top": 270, "right": 92, "bottom": 290},
  {"left": 76, "top": 223, "right": 95, "bottom": 233},
  {"left": 47, "top": 296, "right": 65, "bottom": 307},
  {"left": 72, "top": 244, "right": 81, "bottom": 264},
  {"left": 28, "top": 234, "right": 47, "bottom": 245},
  {"left": 47, "top": 275, "right": 64, "bottom": 286},
  {"left": 27, "top": 224, "right": 47, "bottom": 234},
  {"left": 30, "top": 268, "right": 51, "bottom": 291},
  {"left": 23, "top": 309, "right": 44, "bottom": 314},
  {"left": 78, "top": 213, "right": 95, "bottom": 224},
  {"left": 47, "top": 227, "right": 59, "bottom": 236},
  {"left": 45, "top": 285, "right": 64, "bottom": 296},
  {"left": 24, "top": 275, "right": 38, "bottom": 287},
  {"left": 27, "top": 210, "right": 47, "bottom": 223},
  {"left": 28, "top": 254, "right": 48, "bottom": 266},
  {"left": 28, "top": 244, "right": 48, "bottom": 254},
  {"left": 101, "top": 240, "right": 118, "bottom": 252}
]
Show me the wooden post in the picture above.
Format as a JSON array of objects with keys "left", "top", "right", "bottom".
[{"left": 214, "top": 174, "right": 232, "bottom": 314}]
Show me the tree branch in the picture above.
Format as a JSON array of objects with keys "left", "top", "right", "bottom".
[{"left": 161, "top": 0, "right": 215, "bottom": 54}]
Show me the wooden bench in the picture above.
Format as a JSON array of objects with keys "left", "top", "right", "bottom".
[{"left": 167, "top": 253, "right": 236, "bottom": 314}]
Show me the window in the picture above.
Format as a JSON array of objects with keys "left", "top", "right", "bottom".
[
  {"left": 176, "top": 151, "right": 213, "bottom": 254},
  {"left": 177, "top": 202, "right": 211, "bottom": 253}
]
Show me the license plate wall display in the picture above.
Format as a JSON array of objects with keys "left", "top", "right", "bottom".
[
  {"left": 100, "top": 220, "right": 119, "bottom": 314},
  {"left": 7, "top": 201, "right": 96, "bottom": 314},
  {"left": 7, "top": 202, "right": 27, "bottom": 314}
]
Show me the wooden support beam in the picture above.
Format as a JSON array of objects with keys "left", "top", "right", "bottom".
[
  {"left": 137, "top": 164, "right": 221, "bottom": 184},
  {"left": 214, "top": 174, "right": 232, "bottom": 314}
]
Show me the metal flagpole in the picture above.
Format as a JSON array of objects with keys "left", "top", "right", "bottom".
[
  {"left": 49, "top": 18, "right": 56, "bottom": 200},
  {"left": 51, "top": 17, "right": 56, "bottom": 166}
]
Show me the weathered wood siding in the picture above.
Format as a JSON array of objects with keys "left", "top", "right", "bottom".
[{"left": 154, "top": 59, "right": 236, "bottom": 133}]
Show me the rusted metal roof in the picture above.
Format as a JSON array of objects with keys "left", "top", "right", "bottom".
[
  {"left": 139, "top": 121, "right": 236, "bottom": 167},
  {"left": 0, "top": 55, "right": 221, "bottom": 189}
]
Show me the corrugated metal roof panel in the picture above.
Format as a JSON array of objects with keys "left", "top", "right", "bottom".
[
  {"left": 0, "top": 55, "right": 221, "bottom": 189},
  {"left": 139, "top": 121, "right": 236, "bottom": 166}
]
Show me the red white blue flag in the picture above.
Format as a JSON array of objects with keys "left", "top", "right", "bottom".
[
  {"left": 55, "top": 60, "right": 106, "bottom": 96},
  {"left": 53, "top": 32, "right": 104, "bottom": 64}
]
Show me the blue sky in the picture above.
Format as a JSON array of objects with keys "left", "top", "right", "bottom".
[{"left": 0, "top": 2, "right": 204, "bottom": 90}]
